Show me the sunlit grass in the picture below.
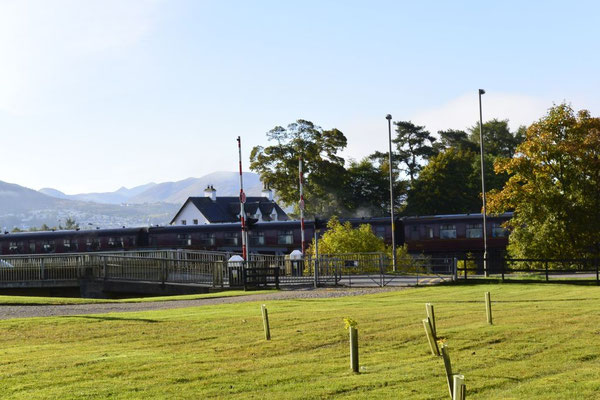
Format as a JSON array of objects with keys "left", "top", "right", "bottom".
[
  {"left": 0, "top": 290, "right": 273, "bottom": 305},
  {"left": 0, "top": 284, "right": 599, "bottom": 399}
]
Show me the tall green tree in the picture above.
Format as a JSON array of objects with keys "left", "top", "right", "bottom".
[
  {"left": 250, "top": 120, "right": 347, "bottom": 217},
  {"left": 468, "top": 119, "right": 525, "bottom": 158},
  {"left": 488, "top": 104, "right": 600, "bottom": 259},
  {"left": 393, "top": 121, "right": 437, "bottom": 183},
  {"left": 404, "top": 148, "right": 482, "bottom": 215}
]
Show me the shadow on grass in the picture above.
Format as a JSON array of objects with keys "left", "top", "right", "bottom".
[
  {"left": 447, "top": 278, "right": 599, "bottom": 287},
  {"left": 73, "top": 315, "right": 160, "bottom": 323}
]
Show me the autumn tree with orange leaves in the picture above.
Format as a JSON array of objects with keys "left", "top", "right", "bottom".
[{"left": 488, "top": 104, "right": 600, "bottom": 260}]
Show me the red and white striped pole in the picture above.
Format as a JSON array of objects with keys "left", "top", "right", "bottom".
[
  {"left": 299, "top": 156, "right": 305, "bottom": 255},
  {"left": 237, "top": 136, "right": 247, "bottom": 260}
]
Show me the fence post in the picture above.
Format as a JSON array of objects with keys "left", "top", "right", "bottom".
[
  {"left": 441, "top": 345, "right": 453, "bottom": 398},
  {"left": 349, "top": 326, "right": 359, "bottom": 373},
  {"left": 452, "top": 374, "right": 466, "bottom": 400},
  {"left": 453, "top": 257, "right": 458, "bottom": 281},
  {"left": 423, "top": 317, "right": 439, "bottom": 356},
  {"left": 464, "top": 259, "right": 468, "bottom": 280},
  {"left": 485, "top": 291, "right": 493, "bottom": 325},
  {"left": 501, "top": 255, "right": 505, "bottom": 282},
  {"left": 261, "top": 304, "right": 271, "bottom": 340},
  {"left": 425, "top": 303, "right": 436, "bottom": 339},
  {"left": 274, "top": 267, "right": 280, "bottom": 290},
  {"left": 596, "top": 258, "right": 599, "bottom": 286},
  {"left": 545, "top": 261, "right": 549, "bottom": 282}
]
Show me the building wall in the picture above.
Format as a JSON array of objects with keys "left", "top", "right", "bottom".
[{"left": 173, "top": 204, "right": 209, "bottom": 226}]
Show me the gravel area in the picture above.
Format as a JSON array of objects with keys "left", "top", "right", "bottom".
[{"left": 0, "top": 287, "right": 407, "bottom": 320}]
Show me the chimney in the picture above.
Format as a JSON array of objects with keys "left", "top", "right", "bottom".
[
  {"left": 262, "top": 184, "right": 274, "bottom": 201},
  {"left": 204, "top": 185, "right": 217, "bottom": 201}
]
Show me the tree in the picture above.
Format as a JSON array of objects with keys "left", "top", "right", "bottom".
[
  {"left": 393, "top": 121, "right": 437, "bottom": 183},
  {"left": 309, "top": 216, "right": 387, "bottom": 255},
  {"left": 435, "top": 129, "right": 478, "bottom": 153},
  {"left": 468, "top": 119, "right": 525, "bottom": 158},
  {"left": 487, "top": 104, "right": 600, "bottom": 260},
  {"left": 63, "top": 217, "right": 79, "bottom": 230},
  {"left": 250, "top": 120, "right": 347, "bottom": 217},
  {"left": 404, "top": 148, "right": 482, "bottom": 215}
]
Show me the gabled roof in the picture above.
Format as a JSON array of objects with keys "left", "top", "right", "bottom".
[{"left": 169, "top": 196, "right": 289, "bottom": 225}]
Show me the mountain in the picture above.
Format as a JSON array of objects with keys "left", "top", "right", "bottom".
[
  {"left": 129, "top": 171, "right": 263, "bottom": 204},
  {"left": 40, "top": 171, "right": 264, "bottom": 205},
  {"left": 1, "top": 180, "right": 178, "bottom": 230},
  {"left": 39, "top": 182, "right": 157, "bottom": 204}
]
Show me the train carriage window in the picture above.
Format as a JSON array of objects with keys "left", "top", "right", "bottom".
[
  {"left": 42, "top": 240, "right": 55, "bottom": 253},
  {"left": 63, "top": 239, "right": 72, "bottom": 251},
  {"left": 440, "top": 224, "right": 457, "bottom": 239},
  {"left": 374, "top": 226, "right": 386, "bottom": 240},
  {"left": 492, "top": 223, "right": 508, "bottom": 237},
  {"left": 29, "top": 241, "right": 36, "bottom": 253},
  {"left": 426, "top": 226, "right": 434, "bottom": 239},
  {"left": 224, "top": 232, "right": 239, "bottom": 246},
  {"left": 86, "top": 238, "right": 100, "bottom": 251},
  {"left": 249, "top": 231, "right": 265, "bottom": 246},
  {"left": 466, "top": 223, "right": 483, "bottom": 238},
  {"left": 177, "top": 234, "right": 192, "bottom": 246},
  {"left": 108, "top": 237, "right": 125, "bottom": 248},
  {"left": 278, "top": 230, "right": 294, "bottom": 245},
  {"left": 199, "top": 233, "right": 215, "bottom": 246},
  {"left": 9, "top": 241, "right": 24, "bottom": 253}
]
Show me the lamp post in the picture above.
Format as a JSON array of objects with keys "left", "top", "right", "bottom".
[
  {"left": 478, "top": 89, "right": 489, "bottom": 277},
  {"left": 386, "top": 114, "right": 397, "bottom": 272}
]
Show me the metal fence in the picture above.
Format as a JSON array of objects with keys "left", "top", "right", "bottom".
[{"left": 457, "top": 256, "right": 600, "bottom": 283}]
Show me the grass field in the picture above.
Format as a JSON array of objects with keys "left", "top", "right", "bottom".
[
  {"left": 1, "top": 283, "right": 599, "bottom": 399},
  {"left": 0, "top": 290, "right": 273, "bottom": 305}
]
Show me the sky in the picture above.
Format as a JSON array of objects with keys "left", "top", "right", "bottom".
[{"left": 1, "top": 0, "right": 599, "bottom": 194}]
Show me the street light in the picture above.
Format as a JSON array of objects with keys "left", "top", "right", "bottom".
[
  {"left": 386, "top": 114, "right": 397, "bottom": 272},
  {"left": 478, "top": 89, "right": 489, "bottom": 277}
]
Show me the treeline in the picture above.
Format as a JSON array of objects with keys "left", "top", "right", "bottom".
[
  {"left": 250, "top": 119, "right": 524, "bottom": 218},
  {"left": 11, "top": 217, "right": 79, "bottom": 233},
  {"left": 251, "top": 104, "right": 600, "bottom": 260}
]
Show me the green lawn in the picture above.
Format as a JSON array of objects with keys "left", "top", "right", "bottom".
[
  {"left": 0, "top": 290, "right": 273, "bottom": 305},
  {"left": 1, "top": 284, "right": 599, "bottom": 399}
]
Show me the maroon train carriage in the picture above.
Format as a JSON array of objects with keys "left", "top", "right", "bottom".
[
  {"left": 0, "top": 227, "right": 148, "bottom": 255},
  {"left": 0, "top": 217, "right": 399, "bottom": 256},
  {"left": 402, "top": 213, "right": 513, "bottom": 272}
]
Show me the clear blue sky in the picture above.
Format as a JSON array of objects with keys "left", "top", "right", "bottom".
[{"left": 1, "top": 0, "right": 598, "bottom": 193}]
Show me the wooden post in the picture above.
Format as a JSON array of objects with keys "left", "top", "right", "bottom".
[
  {"left": 425, "top": 303, "right": 436, "bottom": 339},
  {"left": 349, "top": 326, "right": 359, "bottom": 373},
  {"left": 545, "top": 261, "right": 549, "bottom": 281},
  {"left": 441, "top": 345, "right": 453, "bottom": 398},
  {"left": 452, "top": 374, "right": 466, "bottom": 400},
  {"left": 261, "top": 304, "right": 271, "bottom": 340},
  {"left": 422, "top": 318, "right": 439, "bottom": 356},
  {"left": 485, "top": 291, "right": 493, "bottom": 325}
]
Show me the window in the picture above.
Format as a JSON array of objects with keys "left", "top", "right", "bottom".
[
  {"left": 249, "top": 231, "right": 265, "bottom": 246},
  {"left": 492, "top": 223, "right": 508, "bottom": 237},
  {"left": 181, "top": 220, "right": 187, "bottom": 226},
  {"left": 199, "top": 233, "right": 215, "bottom": 246},
  {"left": 426, "top": 226, "right": 434, "bottom": 239},
  {"left": 224, "top": 232, "right": 239, "bottom": 246},
  {"left": 42, "top": 240, "right": 55, "bottom": 253},
  {"left": 278, "top": 230, "right": 294, "bottom": 245},
  {"left": 193, "top": 219, "right": 198, "bottom": 225},
  {"left": 86, "top": 238, "right": 100, "bottom": 251},
  {"left": 177, "top": 234, "right": 192, "bottom": 246},
  {"left": 440, "top": 224, "right": 456, "bottom": 239},
  {"left": 63, "top": 239, "right": 75, "bottom": 251},
  {"left": 466, "top": 223, "right": 483, "bottom": 238},
  {"left": 29, "top": 241, "right": 36, "bottom": 253},
  {"left": 374, "top": 226, "right": 386, "bottom": 240},
  {"left": 9, "top": 242, "right": 24, "bottom": 253},
  {"left": 108, "top": 237, "right": 124, "bottom": 248}
]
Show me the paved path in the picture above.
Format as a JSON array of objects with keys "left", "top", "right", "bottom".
[{"left": 0, "top": 287, "right": 407, "bottom": 320}]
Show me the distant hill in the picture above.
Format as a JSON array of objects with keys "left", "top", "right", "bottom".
[
  {"left": 129, "top": 171, "right": 263, "bottom": 204},
  {"left": 0, "top": 180, "right": 177, "bottom": 230},
  {"left": 39, "top": 171, "right": 263, "bottom": 205},
  {"left": 39, "top": 182, "right": 157, "bottom": 204}
]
